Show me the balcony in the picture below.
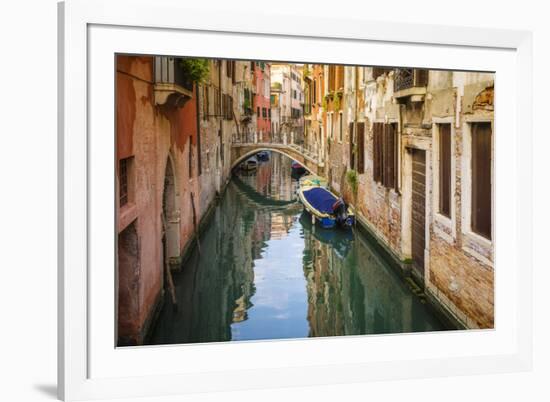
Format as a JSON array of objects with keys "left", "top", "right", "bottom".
[
  {"left": 393, "top": 68, "right": 428, "bottom": 101},
  {"left": 154, "top": 57, "right": 194, "bottom": 108}
]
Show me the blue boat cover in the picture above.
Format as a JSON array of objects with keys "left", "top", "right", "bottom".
[{"left": 303, "top": 187, "right": 337, "bottom": 214}]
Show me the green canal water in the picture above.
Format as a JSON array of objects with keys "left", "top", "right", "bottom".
[{"left": 147, "top": 153, "right": 445, "bottom": 345}]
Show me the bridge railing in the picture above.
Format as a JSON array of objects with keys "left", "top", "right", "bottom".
[{"left": 231, "top": 131, "right": 320, "bottom": 162}]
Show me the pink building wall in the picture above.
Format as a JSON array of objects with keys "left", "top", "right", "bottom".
[
  {"left": 116, "top": 55, "right": 201, "bottom": 345},
  {"left": 253, "top": 62, "right": 271, "bottom": 140}
]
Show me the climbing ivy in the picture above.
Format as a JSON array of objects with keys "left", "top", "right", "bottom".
[{"left": 346, "top": 169, "right": 359, "bottom": 198}]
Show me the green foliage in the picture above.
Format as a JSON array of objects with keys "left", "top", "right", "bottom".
[
  {"left": 302, "top": 65, "right": 311, "bottom": 78},
  {"left": 333, "top": 92, "right": 342, "bottom": 110},
  {"left": 243, "top": 97, "right": 251, "bottom": 113},
  {"left": 322, "top": 95, "right": 328, "bottom": 109},
  {"left": 346, "top": 169, "right": 359, "bottom": 196},
  {"left": 179, "top": 58, "right": 210, "bottom": 84}
]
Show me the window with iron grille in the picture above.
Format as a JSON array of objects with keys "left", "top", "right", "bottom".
[
  {"left": 471, "top": 122, "right": 492, "bottom": 239},
  {"left": 119, "top": 157, "right": 133, "bottom": 207},
  {"left": 394, "top": 68, "right": 429, "bottom": 92}
]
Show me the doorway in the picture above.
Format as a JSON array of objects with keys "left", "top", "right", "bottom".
[
  {"left": 411, "top": 149, "right": 426, "bottom": 278},
  {"left": 117, "top": 220, "right": 139, "bottom": 345},
  {"left": 162, "top": 155, "right": 180, "bottom": 266}
]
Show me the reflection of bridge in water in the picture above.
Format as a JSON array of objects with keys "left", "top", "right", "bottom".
[
  {"left": 231, "top": 133, "right": 324, "bottom": 176},
  {"left": 231, "top": 173, "right": 301, "bottom": 212}
]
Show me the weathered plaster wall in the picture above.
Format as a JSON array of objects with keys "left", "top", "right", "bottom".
[{"left": 116, "top": 55, "right": 210, "bottom": 344}]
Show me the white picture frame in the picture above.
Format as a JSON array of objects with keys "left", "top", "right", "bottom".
[{"left": 58, "top": 0, "right": 533, "bottom": 400}]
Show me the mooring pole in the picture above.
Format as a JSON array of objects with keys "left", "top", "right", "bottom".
[{"left": 161, "top": 213, "right": 177, "bottom": 308}]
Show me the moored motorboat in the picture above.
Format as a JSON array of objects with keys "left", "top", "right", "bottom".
[
  {"left": 291, "top": 160, "right": 306, "bottom": 176},
  {"left": 240, "top": 156, "right": 258, "bottom": 171},
  {"left": 297, "top": 181, "right": 355, "bottom": 229},
  {"left": 299, "top": 174, "right": 328, "bottom": 189},
  {"left": 256, "top": 150, "right": 270, "bottom": 161}
]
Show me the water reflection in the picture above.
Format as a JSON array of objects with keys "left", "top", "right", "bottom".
[{"left": 146, "top": 153, "right": 444, "bottom": 345}]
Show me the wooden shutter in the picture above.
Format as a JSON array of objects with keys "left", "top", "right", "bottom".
[
  {"left": 329, "top": 66, "right": 336, "bottom": 92},
  {"left": 373, "top": 123, "right": 383, "bottom": 182},
  {"left": 415, "top": 69, "right": 428, "bottom": 86},
  {"left": 439, "top": 124, "right": 451, "bottom": 217},
  {"left": 357, "top": 122, "right": 365, "bottom": 174},
  {"left": 337, "top": 66, "right": 344, "bottom": 90},
  {"left": 349, "top": 122, "right": 355, "bottom": 169},
  {"left": 386, "top": 124, "right": 397, "bottom": 189},
  {"left": 471, "top": 122, "right": 492, "bottom": 239}
]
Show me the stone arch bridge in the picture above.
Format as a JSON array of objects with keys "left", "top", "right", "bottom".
[{"left": 230, "top": 136, "right": 324, "bottom": 176}]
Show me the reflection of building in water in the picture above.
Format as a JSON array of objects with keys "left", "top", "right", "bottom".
[
  {"left": 302, "top": 223, "right": 440, "bottom": 336},
  {"left": 269, "top": 212, "right": 295, "bottom": 240},
  {"left": 251, "top": 153, "right": 296, "bottom": 201}
]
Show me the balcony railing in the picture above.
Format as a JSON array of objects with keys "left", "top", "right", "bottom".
[
  {"left": 154, "top": 57, "right": 194, "bottom": 108},
  {"left": 393, "top": 68, "right": 428, "bottom": 93}
]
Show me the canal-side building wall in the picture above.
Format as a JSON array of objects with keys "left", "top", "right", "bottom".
[
  {"left": 117, "top": 56, "right": 495, "bottom": 344},
  {"left": 116, "top": 55, "right": 203, "bottom": 345},
  {"left": 323, "top": 65, "right": 346, "bottom": 194},
  {"left": 117, "top": 56, "right": 243, "bottom": 345},
  {"left": 253, "top": 62, "right": 271, "bottom": 141},
  {"left": 335, "top": 66, "right": 494, "bottom": 329},
  {"left": 310, "top": 64, "right": 326, "bottom": 163}
]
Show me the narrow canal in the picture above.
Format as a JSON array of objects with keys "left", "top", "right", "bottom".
[{"left": 147, "top": 152, "right": 445, "bottom": 345}]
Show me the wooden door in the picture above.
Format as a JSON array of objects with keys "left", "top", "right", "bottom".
[{"left": 411, "top": 149, "right": 426, "bottom": 276}]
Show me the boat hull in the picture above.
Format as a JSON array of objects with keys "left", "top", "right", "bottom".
[{"left": 297, "top": 186, "right": 355, "bottom": 230}]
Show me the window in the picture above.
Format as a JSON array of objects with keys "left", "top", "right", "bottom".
[
  {"left": 373, "top": 123, "right": 397, "bottom": 189},
  {"left": 223, "top": 94, "right": 233, "bottom": 120},
  {"left": 349, "top": 122, "right": 355, "bottom": 169},
  {"left": 471, "top": 122, "right": 492, "bottom": 239},
  {"left": 257, "top": 107, "right": 260, "bottom": 118},
  {"left": 268, "top": 108, "right": 271, "bottom": 119},
  {"left": 328, "top": 65, "right": 336, "bottom": 91},
  {"left": 226, "top": 60, "right": 235, "bottom": 84},
  {"left": 226, "top": 60, "right": 231, "bottom": 78},
  {"left": 213, "top": 87, "right": 221, "bottom": 116},
  {"left": 262, "top": 108, "right": 267, "bottom": 118},
  {"left": 438, "top": 124, "right": 451, "bottom": 217},
  {"left": 373, "top": 123, "right": 383, "bottom": 182},
  {"left": 372, "top": 67, "right": 391, "bottom": 80},
  {"left": 357, "top": 122, "right": 365, "bottom": 173},
  {"left": 313, "top": 79, "right": 317, "bottom": 104},
  {"left": 328, "top": 113, "right": 333, "bottom": 139},
  {"left": 119, "top": 157, "right": 134, "bottom": 207},
  {"left": 336, "top": 66, "right": 344, "bottom": 90}
]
